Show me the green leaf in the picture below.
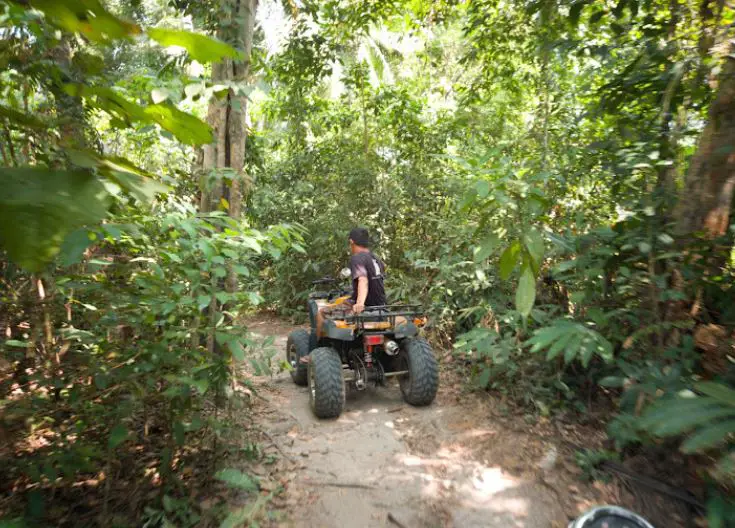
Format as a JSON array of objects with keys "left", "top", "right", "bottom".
[
  {"left": 5, "top": 339, "right": 32, "bottom": 348},
  {"left": 646, "top": 403, "right": 734, "bottom": 436},
  {"left": 473, "top": 234, "right": 500, "bottom": 262},
  {"left": 247, "top": 292, "right": 263, "bottom": 306},
  {"left": 105, "top": 170, "right": 169, "bottom": 203},
  {"left": 230, "top": 340, "right": 245, "bottom": 361},
  {"left": 234, "top": 265, "right": 250, "bottom": 276},
  {"left": 498, "top": 241, "right": 521, "bottom": 280},
  {"left": 0, "top": 104, "right": 48, "bottom": 130},
  {"left": 475, "top": 367, "right": 492, "bottom": 388},
  {"left": 144, "top": 103, "right": 213, "bottom": 146},
  {"left": 29, "top": 0, "right": 141, "bottom": 42},
  {"left": 563, "top": 333, "right": 583, "bottom": 363},
  {"left": 527, "top": 323, "right": 568, "bottom": 352},
  {"left": 579, "top": 342, "right": 595, "bottom": 368},
  {"left": 522, "top": 228, "right": 544, "bottom": 273},
  {"left": 599, "top": 376, "right": 625, "bottom": 388},
  {"left": 215, "top": 291, "right": 230, "bottom": 303},
  {"left": 695, "top": 382, "right": 735, "bottom": 406},
  {"left": 173, "top": 422, "right": 185, "bottom": 446},
  {"left": 148, "top": 28, "right": 243, "bottom": 63},
  {"left": 241, "top": 236, "right": 262, "bottom": 253},
  {"left": 215, "top": 468, "right": 258, "bottom": 491},
  {"left": 0, "top": 169, "right": 110, "bottom": 272},
  {"left": 58, "top": 228, "right": 94, "bottom": 267},
  {"left": 108, "top": 423, "right": 129, "bottom": 449},
  {"left": 545, "top": 330, "right": 575, "bottom": 360},
  {"left": 515, "top": 264, "right": 536, "bottom": 316},
  {"left": 65, "top": 85, "right": 212, "bottom": 146},
  {"left": 640, "top": 397, "right": 718, "bottom": 427},
  {"left": 197, "top": 295, "right": 211, "bottom": 310},
  {"left": 475, "top": 180, "right": 490, "bottom": 198},
  {"left": 681, "top": 420, "right": 735, "bottom": 453}
]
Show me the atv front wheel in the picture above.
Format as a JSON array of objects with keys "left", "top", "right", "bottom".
[
  {"left": 287, "top": 329, "right": 310, "bottom": 386},
  {"left": 308, "top": 347, "right": 345, "bottom": 418},
  {"left": 399, "top": 338, "right": 439, "bottom": 406}
]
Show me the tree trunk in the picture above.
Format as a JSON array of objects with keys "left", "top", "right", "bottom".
[
  {"left": 200, "top": 0, "right": 257, "bottom": 216},
  {"left": 199, "top": 0, "right": 257, "bottom": 353},
  {"left": 674, "top": 47, "right": 735, "bottom": 238}
]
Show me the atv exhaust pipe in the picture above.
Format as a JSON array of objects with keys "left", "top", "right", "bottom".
[{"left": 385, "top": 340, "right": 399, "bottom": 356}]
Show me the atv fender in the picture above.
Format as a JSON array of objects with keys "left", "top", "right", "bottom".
[
  {"left": 323, "top": 319, "right": 354, "bottom": 341},
  {"left": 394, "top": 321, "right": 418, "bottom": 339}
]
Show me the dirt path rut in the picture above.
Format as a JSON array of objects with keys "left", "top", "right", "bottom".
[{"left": 245, "top": 315, "right": 568, "bottom": 528}]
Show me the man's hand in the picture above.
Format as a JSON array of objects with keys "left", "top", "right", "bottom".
[{"left": 353, "top": 303, "right": 365, "bottom": 314}]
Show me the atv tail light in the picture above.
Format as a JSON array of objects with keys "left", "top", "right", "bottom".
[{"left": 364, "top": 335, "right": 385, "bottom": 345}]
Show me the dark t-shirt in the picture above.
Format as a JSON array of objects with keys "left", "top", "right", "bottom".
[{"left": 349, "top": 251, "right": 386, "bottom": 307}]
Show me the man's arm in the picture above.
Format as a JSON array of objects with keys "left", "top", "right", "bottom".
[{"left": 354, "top": 276, "right": 368, "bottom": 313}]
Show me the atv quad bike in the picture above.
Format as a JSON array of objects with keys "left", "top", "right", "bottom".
[{"left": 286, "top": 272, "right": 439, "bottom": 418}]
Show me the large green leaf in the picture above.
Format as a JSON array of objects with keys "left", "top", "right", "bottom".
[
  {"left": 148, "top": 28, "right": 243, "bottom": 63},
  {"left": 29, "top": 0, "right": 140, "bottom": 42},
  {"left": 653, "top": 406, "right": 735, "bottom": 436},
  {"left": 143, "top": 103, "right": 213, "bottom": 146},
  {"left": 695, "top": 382, "right": 735, "bottom": 406},
  {"left": 515, "top": 263, "right": 536, "bottom": 316},
  {"left": 498, "top": 241, "right": 520, "bottom": 280},
  {"left": 0, "top": 168, "right": 110, "bottom": 271},
  {"left": 526, "top": 319, "right": 613, "bottom": 366},
  {"left": 641, "top": 397, "right": 734, "bottom": 436},
  {"left": 0, "top": 104, "right": 48, "bottom": 130},
  {"left": 681, "top": 420, "right": 735, "bottom": 453},
  {"left": 66, "top": 149, "right": 169, "bottom": 202},
  {"left": 640, "top": 397, "right": 720, "bottom": 428},
  {"left": 65, "top": 85, "right": 212, "bottom": 146}
]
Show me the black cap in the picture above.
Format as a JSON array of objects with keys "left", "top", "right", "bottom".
[{"left": 348, "top": 227, "right": 370, "bottom": 247}]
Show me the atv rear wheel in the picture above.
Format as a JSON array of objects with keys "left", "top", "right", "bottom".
[
  {"left": 287, "top": 329, "right": 310, "bottom": 386},
  {"left": 308, "top": 347, "right": 345, "bottom": 418},
  {"left": 399, "top": 338, "right": 438, "bottom": 406}
]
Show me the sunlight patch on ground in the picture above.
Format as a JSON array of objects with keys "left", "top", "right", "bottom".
[
  {"left": 465, "top": 467, "right": 519, "bottom": 499},
  {"left": 392, "top": 450, "right": 529, "bottom": 523}
]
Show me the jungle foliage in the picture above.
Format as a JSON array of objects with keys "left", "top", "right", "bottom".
[{"left": 1, "top": 0, "right": 734, "bottom": 525}]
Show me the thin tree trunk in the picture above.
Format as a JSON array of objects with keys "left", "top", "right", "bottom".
[
  {"left": 227, "top": 0, "right": 256, "bottom": 220},
  {"left": 656, "top": 0, "right": 683, "bottom": 204},
  {"left": 225, "top": 0, "right": 256, "bottom": 294},
  {"left": 674, "top": 47, "right": 735, "bottom": 238},
  {"left": 197, "top": 0, "right": 258, "bottom": 348}
]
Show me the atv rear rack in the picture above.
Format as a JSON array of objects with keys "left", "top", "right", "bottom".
[{"left": 343, "top": 304, "right": 425, "bottom": 331}]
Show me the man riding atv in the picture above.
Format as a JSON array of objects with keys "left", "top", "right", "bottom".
[
  {"left": 287, "top": 227, "right": 438, "bottom": 418},
  {"left": 313, "top": 227, "right": 386, "bottom": 344}
]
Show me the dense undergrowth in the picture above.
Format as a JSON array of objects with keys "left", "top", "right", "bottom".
[{"left": 1, "top": 0, "right": 734, "bottom": 525}]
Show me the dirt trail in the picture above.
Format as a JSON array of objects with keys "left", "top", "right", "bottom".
[{"left": 245, "top": 315, "right": 570, "bottom": 528}]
